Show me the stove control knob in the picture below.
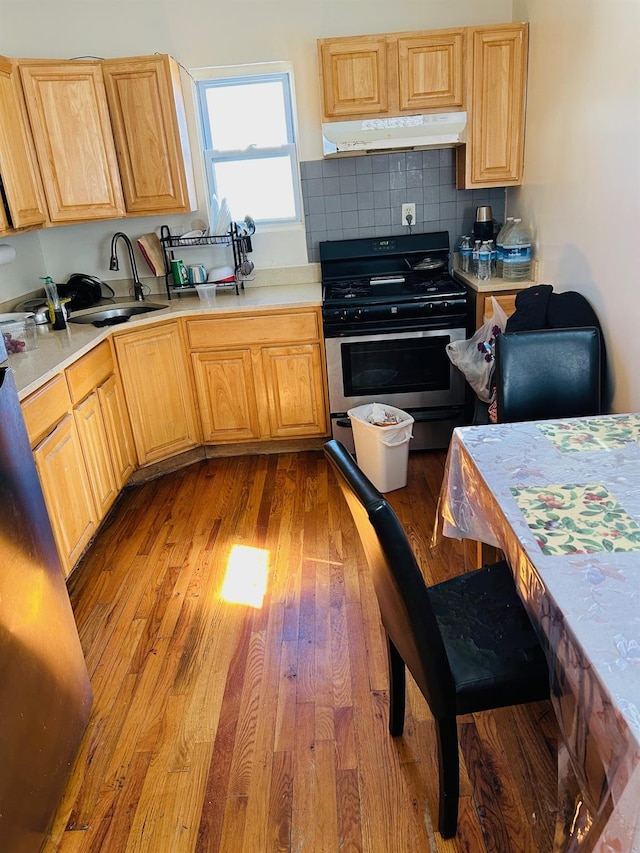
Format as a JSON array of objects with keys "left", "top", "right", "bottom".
[
  {"left": 423, "top": 301, "right": 435, "bottom": 313},
  {"left": 354, "top": 308, "right": 365, "bottom": 320},
  {"left": 441, "top": 301, "right": 450, "bottom": 313}
]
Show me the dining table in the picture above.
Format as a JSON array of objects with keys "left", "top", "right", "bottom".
[{"left": 434, "top": 414, "right": 640, "bottom": 852}]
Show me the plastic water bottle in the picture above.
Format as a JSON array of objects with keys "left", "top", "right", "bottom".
[
  {"left": 495, "top": 217, "right": 514, "bottom": 277},
  {"left": 476, "top": 241, "right": 492, "bottom": 281},
  {"left": 502, "top": 218, "right": 532, "bottom": 282},
  {"left": 488, "top": 240, "right": 497, "bottom": 277},
  {"left": 472, "top": 240, "right": 481, "bottom": 277},
  {"left": 458, "top": 236, "right": 473, "bottom": 274}
]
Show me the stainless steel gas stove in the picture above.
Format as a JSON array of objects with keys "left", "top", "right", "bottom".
[{"left": 320, "top": 231, "right": 470, "bottom": 452}]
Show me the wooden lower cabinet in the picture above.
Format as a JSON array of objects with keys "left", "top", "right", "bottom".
[
  {"left": 97, "top": 372, "right": 136, "bottom": 486},
  {"left": 33, "top": 415, "right": 97, "bottom": 577},
  {"left": 65, "top": 338, "right": 136, "bottom": 504},
  {"left": 114, "top": 322, "right": 200, "bottom": 465},
  {"left": 261, "top": 344, "right": 328, "bottom": 438},
  {"left": 185, "top": 310, "right": 329, "bottom": 444},
  {"left": 191, "top": 348, "right": 261, "bottom": 443},
  {"left": 73, "top": 391, "right": 119, "bottom": 518}
]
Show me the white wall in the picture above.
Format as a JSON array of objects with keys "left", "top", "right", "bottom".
[
  {"left": 0, "top": 0, "right": 510, "bottom": 301},
  {"left": 511, "top": 0, "right": 640, "bottom": 412}
]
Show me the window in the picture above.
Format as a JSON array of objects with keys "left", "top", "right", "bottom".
[{"left": 196, "top": 72, "right": 301, "bottom": 226}]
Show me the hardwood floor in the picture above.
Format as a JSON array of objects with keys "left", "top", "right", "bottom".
[{"left": 45, "top": 449, "right": 558, "bottom": 852}]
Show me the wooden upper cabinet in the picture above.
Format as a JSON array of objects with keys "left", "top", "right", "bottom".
[
  {"left": 397, "top": 30, "right": 464, "bottom": 112},
  {"left": 102, "top": 54, "right": 196, "bottom": 215},
  {"left": 318, "top": 36, "right": 388, "bottom": 119},
  {"left": 19, "top": 59, "right": 125, "bottom": 222},
  {"left": 456, "top": 23, "right": 529, "bottom": 188},
  {"left": 318, "top": 29, "right": 465, "bottom": 121},
  {"left": 0, "top": 56, "right": 47, "bottom": 231}
]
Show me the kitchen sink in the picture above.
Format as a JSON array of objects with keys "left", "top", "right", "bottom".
[{"left": 68, "top": 302, "right": 168, "bottom": 327}]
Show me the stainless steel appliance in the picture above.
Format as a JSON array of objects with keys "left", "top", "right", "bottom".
[
  {"left": 321, "top": 231, "right": 469, "bottom": 452},
  {"left": 0, "top": 334, "right": 92, "bottom": 851}
]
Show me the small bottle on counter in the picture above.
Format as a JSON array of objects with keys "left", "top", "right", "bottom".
[
  {"left": 472, "top": 240, "right": 482, "bottom": 277},
  {"left": 40, "top": 276, "right": 66, "bottom": 330},
  {"left": 476, "top": 241, "right": 492, "bottom": 281},
  {"left": 458, "top": 236, "right": 473, "bottom": 274}
]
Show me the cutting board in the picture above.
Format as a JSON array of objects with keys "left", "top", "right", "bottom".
[{"left": 137, "top": 233, "right": 165, "bottom": 277}]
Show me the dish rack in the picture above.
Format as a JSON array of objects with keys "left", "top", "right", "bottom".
[{"left": 159, "top": 221, "right": 255, "bottom": 300}]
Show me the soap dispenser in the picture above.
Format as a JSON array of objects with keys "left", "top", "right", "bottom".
[{"left": 40, "top": 276, "right": 66, "bottom": 330}]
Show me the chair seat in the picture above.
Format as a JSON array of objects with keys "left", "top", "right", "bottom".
[{"left": 427, "top": 561, "right": 549, "bottom": 715}]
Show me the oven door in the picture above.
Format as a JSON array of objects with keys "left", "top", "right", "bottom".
[{"left": 324, "top": 326, "right": 466, "bottom": 414}]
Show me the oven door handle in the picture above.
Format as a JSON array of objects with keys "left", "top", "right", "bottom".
[{"left": 335, "top": 407, "right": 464, "bottom": 430}]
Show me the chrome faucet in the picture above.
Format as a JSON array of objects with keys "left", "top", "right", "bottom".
[{"left": 109, "top": 232, "right": 145, "bottom": 302}]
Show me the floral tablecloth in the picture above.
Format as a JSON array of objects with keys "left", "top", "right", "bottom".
[{"left": 436, "top": 414, "right": 640, "bottom": 852}]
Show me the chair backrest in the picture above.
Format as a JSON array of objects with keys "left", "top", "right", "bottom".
[
  {"left": 495, "top": 326, "right": 602, "bottom": 423},
  {"left": 324, "top": 439, "right": 455, "bottom": 720}
]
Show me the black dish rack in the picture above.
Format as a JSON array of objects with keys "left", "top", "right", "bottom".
[{"left": 159, "top": 221, "right": 255, "bottom": 300}]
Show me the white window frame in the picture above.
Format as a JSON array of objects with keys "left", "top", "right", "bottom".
[{"left": 195, "top": 68, "right": 302, "bottom": 228}]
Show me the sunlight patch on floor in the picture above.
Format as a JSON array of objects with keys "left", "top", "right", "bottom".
[{"left": 220, "top": 544, "right": 270, "bottom": 608}]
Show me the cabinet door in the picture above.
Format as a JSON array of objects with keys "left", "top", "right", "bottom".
[
  {"left": 102, "top": 55, "right": 196, "bottom": 215},
  {"left": 19, "top": 60, "right": 125, "bottom": 222},
  {"left": 34, "top": 415, "right": 97, "bottom": 577},
  {"left": 457, "top": 24, "right": 528, "bottom": 188},
  {"left": 114, "top": 323, "right": 200, "bottom": 465},
  {"left": 98, "top": 373, "right": 137, "bottom": 487},
  {"left": 318, "top": 36, "right": 388, "bottom": 119},
  {"left": 397, "top": 30, "right": 464, "bottom": 112},
  {"left": 0, "top": 56, "right": 47, "bottom": 230},
  {"left": 261, "top": 344, "right": 329, "bottom": 439},
  {"left": 74, "top": 392, "right": 119, "bottom": 519},
  {"left": 191, "top": 349, "right": 262, "bottom": 443}
]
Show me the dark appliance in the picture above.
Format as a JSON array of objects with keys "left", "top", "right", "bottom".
[
  {"left": 0, "top": 334, "right": 93, "bottom": 850},
  {"left": 321, "top": 231, "right": 469, "bottom": 452},
  {"left": 56, "top": 273, "right": 115, "bottom": 311}
]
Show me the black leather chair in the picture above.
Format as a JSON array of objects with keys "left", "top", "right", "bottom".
[
  {"left": 324, "top": 439, "right": 550, "bottom": 839},
  {"left": 495, "top": 326, "right": 602, "bottom": 423}
]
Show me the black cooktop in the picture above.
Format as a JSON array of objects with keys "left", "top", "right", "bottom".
[{"left": 320, "top": 231, "right": 464, "bottom": 306}]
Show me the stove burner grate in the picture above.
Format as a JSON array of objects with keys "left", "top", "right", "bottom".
[{"left": 327, "top": 280, "right": 372, "bottom": 299}]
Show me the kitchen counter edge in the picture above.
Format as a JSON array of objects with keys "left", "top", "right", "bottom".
[
  {"left": 453, "top": 269, "right": 535, "bottom": 293},
  {"left": 11, "top": 282, "right": 322, "bottom": 400}
]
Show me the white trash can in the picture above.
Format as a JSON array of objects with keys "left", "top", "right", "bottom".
[{"left": 348, "top": 403, "right": 414, "bottom": 493}]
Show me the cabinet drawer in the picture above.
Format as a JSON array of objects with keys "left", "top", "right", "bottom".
[
  {"left": 66, "top": 340, "right": 114, "bottom": 404},
  {"left": 185, "top": 311, "right": 321, "bottom": 349},
  {"left": 21, "top": 373, "right": 71, "bottom": 446},
  {"left": 480, "top": 292, "right": 518, "bottom": 324}
]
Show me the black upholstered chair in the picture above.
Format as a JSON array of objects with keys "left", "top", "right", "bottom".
[
  {"left": 495, "top": 326, "right": 602, "bottom": 423},
  {"left": 324, "top": 439, "right": 550, "bottom": 839}
]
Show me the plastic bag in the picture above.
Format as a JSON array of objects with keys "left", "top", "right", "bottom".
[{"left": 446, "top": 296, "right": 508, "bottom": 402}]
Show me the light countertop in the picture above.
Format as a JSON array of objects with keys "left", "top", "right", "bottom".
[
  {"left": 453, "top": 269, "right": 536, "bottom": 293},
  {"left": 8, "top": 281, "right": 322, "bottom": 400}
]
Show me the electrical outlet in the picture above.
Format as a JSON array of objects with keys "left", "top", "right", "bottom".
[{"left": 401, "top": 203, "right": 416, "bottom": 226}]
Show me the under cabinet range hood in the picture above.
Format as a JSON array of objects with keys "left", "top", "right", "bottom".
[{"left": 322, "top": 111, "right": 467, "bottom": 156}]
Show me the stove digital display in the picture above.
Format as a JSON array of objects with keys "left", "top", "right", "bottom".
[{"left": 371, "top": 238, "right": 397, "bottom": 253}]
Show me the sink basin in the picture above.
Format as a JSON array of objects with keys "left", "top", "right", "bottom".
[{"left": 68, "top": 302, "right": 168, "bottom": 327}]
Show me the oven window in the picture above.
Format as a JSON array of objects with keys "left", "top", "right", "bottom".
[{"left": 341, "top": 335, "right": 453, "bottom": 396}]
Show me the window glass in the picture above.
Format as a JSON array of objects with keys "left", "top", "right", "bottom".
[{"left": 197, "top": 73, "right": 301, "bottom": 226}]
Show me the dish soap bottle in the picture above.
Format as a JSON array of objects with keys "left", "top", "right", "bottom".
[{"left": 40, "top": 276, "right": 67, "bottom": 330}]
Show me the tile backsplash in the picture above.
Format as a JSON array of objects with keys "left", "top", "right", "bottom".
[{"left": 301, "top": 148, "right": 505, "bottom": 263}]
